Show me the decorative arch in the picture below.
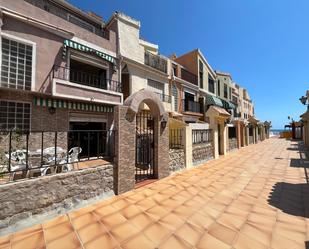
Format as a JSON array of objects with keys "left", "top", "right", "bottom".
[{"left": 123, "top": 89, "right": 166, "bottom": 118}]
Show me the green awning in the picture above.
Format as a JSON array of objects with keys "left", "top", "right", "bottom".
[
  {"left": 63, "top": 39, "right": 116, "bottom": 64},
  {"left": 33, "top": 97, "right": 114, "bottom": 113},
  {"left": 206, "top": 95, "right": 223, "bottom": 107},
  {"left": 222, "top": 99, "right": 236, "bottom": 110}
]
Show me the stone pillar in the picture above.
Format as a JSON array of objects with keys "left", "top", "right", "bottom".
[
  {"left": 114, "top": 106, "right": 136, "bottom": 194},
  {"left": 221, "top": 122, "right": 228, "bottom": 155},
  {"left": 155, "top": 119, "right": 170, "bottom": 179},
  {"left": 184, "top": 126, "right": 193, "bottom": 167},
  {"left": 209, "top": 117, "right": 219, "bottom": 159},
  {"left": 236, "top": 122, "right": 241, "bottom": 149},
  {"left": 246, "top": 126, "right": 250, "bottom": 145}
]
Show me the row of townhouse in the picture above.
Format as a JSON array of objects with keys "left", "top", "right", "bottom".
[{"left": 0, "top": 0, "right": 272, "bottom": 228}]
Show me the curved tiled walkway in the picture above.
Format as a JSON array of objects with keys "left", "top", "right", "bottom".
[{"left": 1, "top": 138, "right": 309, "bottom": 249}]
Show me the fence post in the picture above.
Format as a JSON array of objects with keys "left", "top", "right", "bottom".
[{"left": 184, "top": 126, "right": 193, "bottom": 169}]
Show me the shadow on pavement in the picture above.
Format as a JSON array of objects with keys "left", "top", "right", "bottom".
[
  {"left": 268, "top": 182, "right": 309, "bottom": 218},
  {"left": 268, "top": 141, "right": 309, "bottom": 217}
]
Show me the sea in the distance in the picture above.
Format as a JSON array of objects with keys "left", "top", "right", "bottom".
[{"left": 270, "top": 129, "right": 284, "bottom": 137}]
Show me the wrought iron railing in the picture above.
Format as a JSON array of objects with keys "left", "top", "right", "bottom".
[
  {"left": 169, "top": 129, "right": 184, "bottom": 149},
  {"left": 182, "top": 99, "right": 202, "bottom": 113},
  {"left": 0, "top": 130, "right": 116, "bottom": 183},
  {"left": 192, "top": 129, "right": 212, "bottom": 144},
  {"left": 144, "top": 51, "right": 167, "bottom": 73},
  {"left": 180, "top": 68, "right": 198, "bottom": 86},
  {"left": 53, "top": 65, "right": 122, "bottom": 93},
  {"left": 155, "top": 93, "right": 172, "bottom": 103}
]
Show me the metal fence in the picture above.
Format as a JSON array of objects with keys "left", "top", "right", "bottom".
[
  {"left": 169, "top": 129, "right": 184, "bottom": 149},
  {"left": 192, "top": 129, "right": 212, "bottom": 144},
  {"left": 0, "top": 130, "right": 116, "bottom": 183}
]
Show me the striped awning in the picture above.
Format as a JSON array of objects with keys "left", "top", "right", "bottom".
[
  {"left": 33, "top": 97, "right": 114, "bottom": 113},
  {"left": 206, "top": 95, "right": 223, "bottom": 107},
  {"left": 63, "top": 39, "right": 116, "bottom": 64}
]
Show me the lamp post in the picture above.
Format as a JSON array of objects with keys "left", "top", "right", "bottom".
[{"left": 299, "top": 95, "right": 309, "bottom": 109}]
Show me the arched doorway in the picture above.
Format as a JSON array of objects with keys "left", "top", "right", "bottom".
[
  {"left": 115, "top": 89, "right": 169, "bottom": 189},
  {"left": 135, "top": 107, "right": 155, "bottom": 182}
]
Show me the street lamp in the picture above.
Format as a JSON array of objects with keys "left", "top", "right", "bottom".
[{"left": 299, "top": 95, "right": 308, "bottom": 109}]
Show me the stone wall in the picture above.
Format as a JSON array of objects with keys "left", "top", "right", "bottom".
[
  {"left": 249, "top": 136, "right": 254, "bottom": 144},
  {"left": 0, "top": 164, "right": 114, "bottom": 232},
  {"left": 192, "top": 143, "right": 214, "bottom": 166},
  {"left": 228, "top": 138, "right": 238, "bottom": 151},
  {"left": 169, "top": 149, "right": 185, "bottom": 173}
]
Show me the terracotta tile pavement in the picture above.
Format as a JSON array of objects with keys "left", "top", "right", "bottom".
[{"left": 1, "top": 138, "right": 309, "bottom": 249}]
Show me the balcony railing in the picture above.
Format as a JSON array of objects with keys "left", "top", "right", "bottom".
[
  {"left": 180, "top": 68, "right": 198, "bottom": 86},
  {"left": 144, "top": 51, "right": 167, "bottom": 73},
  {"left": 0, "top": 130, "right": 116, "bottom": 183},
  {"left": 182, "top": 99, "right": 202, "bottom": 113},
  {"left": 53, "top": 65, "right": 122, "bottom": 93},
  {"left": 155, "top": 93, "right": 172, "bottom": 103},
  {"left": 192, "top": 129, "right": 212, "bottom": 144}
]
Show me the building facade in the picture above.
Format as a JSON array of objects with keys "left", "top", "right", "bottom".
[{"left": 0, "top": 0, "right": 122, "bottom": 161}]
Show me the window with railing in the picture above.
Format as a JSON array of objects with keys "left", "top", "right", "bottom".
[
  {"left": 192, "top": 129, "right": 212, "bottom": 144},
  {"left": 180, "top": 68, "right": 198, "bottom": 86},
  {"left": 53, "top": 65, "right": 122, "bottom": 93},
  {"left": 182, "top": 99, "right": 202, "bottom": 113},
  {"left": 144, "top": 51, "right": 167, "bottom": 73}
]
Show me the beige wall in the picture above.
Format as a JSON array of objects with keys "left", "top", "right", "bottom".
[
  {"left": 1, "top": 0, "right": 118, "bottom": 98},
  {"left": 0, "top": 0, "right": 117, "bottom": 52}
]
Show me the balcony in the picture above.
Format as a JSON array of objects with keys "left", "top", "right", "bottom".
[
  {"left": 153, "top": 93, "right": 172, "bottom": 112},
  {"left": 52, "top": 65, "right": 123, "bottom": 105},
  {"left": 155, "top": 93, "right": 171, "bottom": 103},
  {"left": 182, "top": 99, "right": 202, "bottom": 114},
  {"left": 180, "top": 68, "right": 198, "bottom": 86},
  {"left": 144, "top": 51, "right": 167, "bottom": 73}
]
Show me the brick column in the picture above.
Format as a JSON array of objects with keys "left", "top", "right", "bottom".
[
  {"left": 184, "top": 126, "right": 193, "bottom": 167},
  {"left": 155, "top": 118, "right": 170, "bottom": 179},
  {"left": 114, "top": 106, "right": 136, "bottom": 194}
]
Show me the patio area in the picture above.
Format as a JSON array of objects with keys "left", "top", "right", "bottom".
[{"left": 1, "top": 137, "right": 309, "bottom": 249}]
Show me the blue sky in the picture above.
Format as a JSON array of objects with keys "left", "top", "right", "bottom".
[{"left": 69, "top": 0, "right": 309, "bottom": 129}]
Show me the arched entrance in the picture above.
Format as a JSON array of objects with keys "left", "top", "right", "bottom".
[
  {"left": 135, "top": 108, "right": 155, "bottom": 182},
  {"left": 114, "top": 89, "right": 169, "bottom": 193}
]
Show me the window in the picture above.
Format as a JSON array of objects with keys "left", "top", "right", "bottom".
[
  {"left": 229, "top": 87, "right": 232, "bottom": 100},
  {"left": 172, "top": 64, "right": 177, "bottom": 77},
  {"left": 217, "top": 80, "right": 221, "bottom": 96},
  {"left": 147, "top": 79, "right": 165, "bottom": 94},
  {"left": 0, "top": 101, "right": 31, "bottom": 131},
  {"left": 1, "top": 37, "right": 33, "bottom": 90},
  {"left": 224, "top": 84, "right": 228, "bottom": 98},
  {"left": 172, "top": 84, "right": 178, "bottom": 111},
  {"left": 208, "top": 77, "right": 215, "bottom": 93},
  {"left": 199, "top": 60, "right": 203, "bottom": 89}
]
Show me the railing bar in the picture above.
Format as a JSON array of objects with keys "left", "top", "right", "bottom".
[
  {"left": 88, "top": 132, "right": 90, "bottom": 160},
  {"left": 26, "top": 132, "right": 29, "bottom": 171},
  {"left": 55, "top": 132, "right": 57, "bottom": 165},
  {"left": 41, "top": 132, "right": 44, "bottom": 167},
  {"left": 8, "top": 131, "right": 12, "bottom": 173}
]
